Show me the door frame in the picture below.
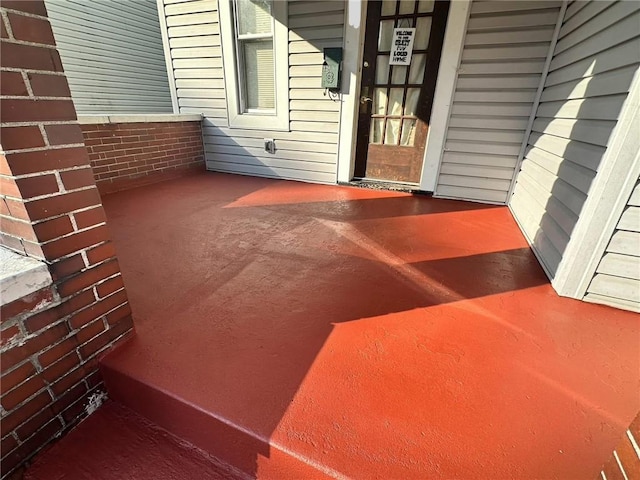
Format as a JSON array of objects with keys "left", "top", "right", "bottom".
[
  {"left": 336, "top": 0, "right": 472, "bottom": 191},
  {"left": 353, "top": 0, "right": 450, "bottom": 184}
]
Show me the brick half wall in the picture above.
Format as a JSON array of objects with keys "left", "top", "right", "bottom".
[{"left": 81, "top": 120, "right": 204, "bottom": 196}]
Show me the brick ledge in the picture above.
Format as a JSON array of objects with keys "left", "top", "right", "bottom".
[
  {"left": 77, "top": 114, "right": 202, "bottom": 125},
  {"left": 0, "top": 247, "right": 53, "bottom": 306}
]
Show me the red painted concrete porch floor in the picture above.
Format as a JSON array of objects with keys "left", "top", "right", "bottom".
[
  {"left": 25, "top": 400, "right": 246, "bottom": 480},
  {"left": 33, "top": 173, "right": 640, "bottom": 479}
]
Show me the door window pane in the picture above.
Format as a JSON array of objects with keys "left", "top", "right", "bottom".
[
  {"left": 384, "top": 119, "right": 401, "bottom": 145},
  {"left": 408, "top": 54, "right": 426, "bottom": 84},
  {"left": 404, "top": 88, "right": 420, "bottom": 116},
  {"left": 387, "top": 88, "right": 404, "bottom": 115},
  {"left": 236, "top": 0, "right": 272, "bottom": 35},
  {"left": 371, "top": 118, "right": 384, "bottom": 144},
  {"left": 376, "top": 55, "right": 390, "bottom": 84},
  {"left": 418, "top": 0, "right": 434, "bottom": 13},
  {"left": 391, "top": 65, "right": 407, "bottom": 84},
  {"left": 378, "top": 20, "right": 394, "bottom": 51},
  {"left": 400, "top": 119, "right": 417, "bottom": 146},
  {"left": 391, "top": 65, "right": 407, "bottom": 85},
  {"left": 243, "top": 40, "right": 274, "bottom": 109},
  {"left": 414, "top": 17, "right": 432, "bottom": 50},
  {"left": 398, "top": 0, "right": 415, "bottom": 14},
  {"left": 381, "top": 0, "right": 397, "bottom": 16},
  {"left": 373, "top": 88, "right": 388, "bottom": 115}
]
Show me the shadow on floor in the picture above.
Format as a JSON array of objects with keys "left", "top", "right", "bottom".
[{"left": 86, "top": 172, "right": 640, "bottom": 479}]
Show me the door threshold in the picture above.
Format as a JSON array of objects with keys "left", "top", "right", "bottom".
[{"left": 346, "top": 178, "right": 424, "bottom": 194}]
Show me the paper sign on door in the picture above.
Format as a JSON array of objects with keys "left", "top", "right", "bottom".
[{"left": 389, "top": 28, "right": 416, "bottom": 66}]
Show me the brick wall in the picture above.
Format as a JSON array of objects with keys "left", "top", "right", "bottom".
[
  {"left": 81, "top": 121, "right": 204, "bottom": 196},
  {"left": 0, "top": 2, "right": 134, "bottom": 477}
]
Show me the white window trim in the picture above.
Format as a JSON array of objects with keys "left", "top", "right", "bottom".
[{"left": 218, "top": 0, "right": 289, "bottom": 131}]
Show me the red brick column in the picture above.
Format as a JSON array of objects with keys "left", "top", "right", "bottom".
[{"left": 0, "top": 2, "right": 134, "bottom": 476}]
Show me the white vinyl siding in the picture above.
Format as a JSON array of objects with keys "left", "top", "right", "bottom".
[
  {"left": 510, "top": 0, "right": 640, "bottom": 277},
  {"left": 45, "top": 0, "right": 173, "bottom": 115},
  {"left": 434, "top": 1, "right": 563, "bottom": 204},
  {"left": 584, "top": 178, "right": 640, "bottom": 312},
  {"left": 161, "top": 0, "right": 343, "bottom": 184}
]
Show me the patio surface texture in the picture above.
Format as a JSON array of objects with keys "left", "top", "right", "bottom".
[{"left": 26, "top": 172, "right": 640, "bottom": 479}]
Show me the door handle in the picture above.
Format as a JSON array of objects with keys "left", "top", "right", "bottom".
[{"left": 360, "top": 96, "right": 372, "bottom": 104}]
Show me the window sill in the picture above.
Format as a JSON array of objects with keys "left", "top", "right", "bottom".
[
  {"left": 227, "top": 112, "right": 289, "bottom": 132},
  {"left": 0, "top": 248, "right": 52, "bottom": 307}
]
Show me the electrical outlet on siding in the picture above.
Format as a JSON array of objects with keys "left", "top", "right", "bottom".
[{"left": 264, "top": 139, "right": 276, "bottom": 154}]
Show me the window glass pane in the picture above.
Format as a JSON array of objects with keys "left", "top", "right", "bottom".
[
  {"left": 381, "top": 0, "right": 397, "bottom": 16},
  {"left": 236, "top": 0, "right": 272, "bottom": 35},
  {"left": 373, "top": 88, "right": 388, "bottom": 115},
  {"left": 378, "top": 20, "right": 395, "bottom": 51},
  {"left": 418, "top": 0, "right": 434, "bottom": 13},
  {"left": 376, "top": 55, "right": 390, "bottom": 84},
  {"left": 243, "top": 39, "right": 274, "bottom": 110},
  {"left": 408, "top": 54, "right": 426, "bottom": 84},
  {"left": 391, "top": 65, "right": 407, "bottom": 85},
  {"left": 370, "top": 118, "right": 384, "bottom": 144},
  {"left": 385, "top": 119, "right": 401, "bottom": 145},
  {"left": 398, "top": 0, "right": 415, "bottom": 14},
  {"left": 404, "top": 88, "right": 420, "bottom": 116},
  {"left": 388, "top": 88, "right": 403, "bottom": 116},
  {"left": 414, "top": 17, "right": 432, "bottom": 50},
  {"left": 400, "top": 119, "right": 417, "bottom": 146}
]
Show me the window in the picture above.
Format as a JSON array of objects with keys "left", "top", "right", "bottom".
[{"left": 219, "top": 0, "right": 289, "bottom": 130}]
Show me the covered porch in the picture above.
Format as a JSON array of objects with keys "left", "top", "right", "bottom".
[{"left": 26, "top": 172, "right": 640, "bottom": 479}]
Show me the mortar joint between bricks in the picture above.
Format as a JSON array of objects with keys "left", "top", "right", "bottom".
[
  {"left": 21, "top": 71, "right": 34, "bottom": 96},
  {"left": 80, "top": 251, "right": 89, "bottom": 268},
  {"left": 0, "top": 10, "right": 14, "bottom": 38},
  {"left": 38, "top": 124, "right": 50, "bottom": 146},
  {"left": 53, "top": 172, "right": 65, "bottom": 193},
  {"left": 0, "top": 6, "right": 49, "bottom": 21},
  {"left": 0, "top": 120, "right": 77, "bottom": 127},
  {"left": 0, "top": 36, "right": 58, "bottom": 50},
  {"left": 2, "top": 143, "right": 85, "bottom": 155},
  {"left": 19, "top": 185, "right": 96, "bottom": 206},
  {"left": 12, "top": 165, "right": 96, "bottom": 180},
  {"left": 1, "top": 95, "right": 71, "bottom": 101}
]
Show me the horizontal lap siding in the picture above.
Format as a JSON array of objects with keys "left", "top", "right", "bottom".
[
  {"left": 585, "top": 179, "right": 640, "bottom": 312},
  {"left": 435, "top": 1, "right": 562, "bottom": 204},
  {"left": 163, "top": 0, "right": 344, "bottom": 184},
  {"left": 162, "top": 0, "right": 225, "bottom": 121},
  {"left": 45, "top": 0, "right": 173, "bottom": 114},
  {"left": 510, "top": 0, "right": 640, "bottom": 277}
]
